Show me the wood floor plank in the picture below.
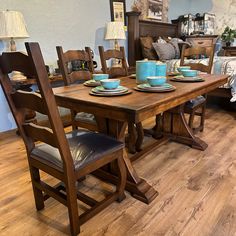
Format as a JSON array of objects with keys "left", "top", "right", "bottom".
[{"left": 0, "top": 104, "right": 236, "bottom": 236}]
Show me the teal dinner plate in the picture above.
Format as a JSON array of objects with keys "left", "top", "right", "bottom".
[
  {"left": 170, "top": 76, "right": 205, "bottom": 82},
  {"left": 91, "top": 86, "right": 128, "bottom": 95},
  {"left": 90, "top": 89, "right": 132, "bottom": 97},
  {"left": 95, "top": 85, "right": 127, "bottom": 93},
  {"left": 137, "top": 83, "right": 172, "bottom": 90}
]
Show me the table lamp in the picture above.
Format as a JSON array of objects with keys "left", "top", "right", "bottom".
[
  {"left": 0, "top": 10, "right": 29, "bottom": 51},
  {"left": 105, "top": 21, "right": 126, "bottom": 51},
  {"left": 105, "top": 21, "right": 126, "bottom": 66},
  {"left": 0, "top": 10, "right": 29, "bottom": 80}
]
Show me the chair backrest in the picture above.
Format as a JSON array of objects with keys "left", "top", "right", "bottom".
[
  {"left": 98, "top": 46, "right": 128, "bottom": 78},
  {"left": 0, "top": 42, "right": 74, "bottom": 171},
  {"left": 180, "top": 44, "right": 215, "bottom": 73},
  {"left": 57, "top": 46, "right": 95, "bottom": 85}
]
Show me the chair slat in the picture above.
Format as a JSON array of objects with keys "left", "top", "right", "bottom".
[
  {"left": 64, "top": 50, "right": 90, "bottom": 62},
  {"left": 103, "top": 49, "right": 124, "bottom": 60},
  {"left": 12, "top": 90, "right": 48, "bottom": 115},
  {"left": 69, "top": 70, "right": 91, "bottom": 83},
  {"left": 23, "top": 123, "right": 58, "bottom": 147}
]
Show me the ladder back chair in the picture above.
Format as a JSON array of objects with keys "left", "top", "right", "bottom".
[
  {"left": 180, "top": 44, "right": 215, "bottom": 132},
  {"left": 0, "top": 42, "right": 127, "bottom": 236},
  {"left": 98, "top": 46, "right": 128, "bottom": 78},
  {"left": 99, "top": 46, "right": 143, "bottom": 154},
  {"left": 56, "top": 46, "right": 97, "bottom": 131}
]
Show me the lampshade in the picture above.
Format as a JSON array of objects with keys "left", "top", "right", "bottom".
[
  {"left": 0, "top": 10, "right": 29, "bottom": 39},
  {"left": 105, "top": 22, "right": 126, "bottom": 40}
]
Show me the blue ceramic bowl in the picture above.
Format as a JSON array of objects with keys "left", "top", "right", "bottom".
[
  {"left": 177, "top": 66, "right": 191, "bottom": 73},
  {"left": 92, "top": 73, "right": 109, "bottom": 81},
  {"left": 100, "top": 79, "right": 120, "bottom": 89},
  {"left": 147, "top": 76, "right": 166, "bottom": 86},
  {"left": 182, "top": 69, "right": 198, "bottom": 77}
]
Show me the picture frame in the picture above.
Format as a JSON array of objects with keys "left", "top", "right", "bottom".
[
  {"left": 131, "top": 0, "right": 169, "bottom": 22},
  {"left": 109, "top": 0, "right": 126, "bottom": 25},
  {"left": 147, "top": 0, "right": 163, "bottom": 21}
]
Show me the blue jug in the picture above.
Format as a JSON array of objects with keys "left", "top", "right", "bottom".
[{"left": 136, "top": 60, "right": 156, "bottom": 84}]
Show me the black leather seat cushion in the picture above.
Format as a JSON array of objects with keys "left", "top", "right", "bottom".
[
  {"left": 185, "top": 95, "right": 206, "bottom": 109},
  {"left": 31, "top": 129, "right": 124, "bottom": 171}
]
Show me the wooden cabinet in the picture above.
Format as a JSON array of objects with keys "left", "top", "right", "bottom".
[
  {"left": 185, "top": 35, "right": 218, "bottom": 48},
  {"left": 222, "top": 47, "right": 236, "bottom": 56}
]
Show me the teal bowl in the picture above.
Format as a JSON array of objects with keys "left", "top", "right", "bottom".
[
  {"left": 177, "top": 66, "right": 191, "bottom": 73},
  {"left": 147, "top": 76, "right": 166, "bottom": 86},
  {"left": 92, "top": 73, "right": 109, "bottom": 81},
  {"left": 100, "top": 79, "right": 120, "bottom": 89},
  {"left": 182, "top": 69, "right": 198, "bottom": 77}
]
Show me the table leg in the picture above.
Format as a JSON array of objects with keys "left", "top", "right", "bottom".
[
  {"left": 154, "top": 105, "right": 208, "bottom": 151},
  {"left": 94, "top": 117, "right": 158, "bottom": 204}
]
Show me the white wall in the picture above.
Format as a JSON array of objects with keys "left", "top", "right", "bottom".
[{"left": 0, "top": 0, "right": 133, "bottom": 132}]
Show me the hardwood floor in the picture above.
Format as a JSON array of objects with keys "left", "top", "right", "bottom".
[{"left": 0, "top": 104, "right": 236, "bottom": 236}]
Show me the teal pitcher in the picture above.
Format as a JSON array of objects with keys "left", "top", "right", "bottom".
[{"left": 136, "top": 60, "right": 156, "bottom": 84}]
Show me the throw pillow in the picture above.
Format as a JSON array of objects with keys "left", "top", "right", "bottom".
[
  {"left": 152, "top": 42, "right": 178, "bottom": 61},
  {"left": 140, "top": 36, "right": 158, "bottom": 60}
]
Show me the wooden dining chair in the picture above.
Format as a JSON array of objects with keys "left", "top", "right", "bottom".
[
  {"left": 56, "top": 46, "right": 97, "bottom": 131},
  {"left": 99, "top": 46, "right": 143, "bottom": 153},
  {"left": 180, "top": 44, "right": 215, "bottom": 132},
  {"left": 0, "top": 42, "right": 127, "bottom": 236},
  {"left": 98, "top": 46, "right": 129, "bottom": 78}
]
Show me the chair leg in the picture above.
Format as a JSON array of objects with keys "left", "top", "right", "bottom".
[
  {"left": 200, "top": 104, "right": 206, "bottom": 132},
  {"left": 65, "top": 179, "right": 80, "bottom": 236},
  {"left": 116, "top": 152, "right": 127, "bottom": 202},
  {"left": 30, "top": 166, "right": 45, "bottom": 210},
  {"left": 71, "top": 109, "right": 78, "bottom": 130},
  {"left": 135, "top": 122, "right": 144, "bottom": 152},
  {"left": 127, "top": 122, "right": 137, "bottom": 154}
]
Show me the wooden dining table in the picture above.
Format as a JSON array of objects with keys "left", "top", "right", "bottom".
[{"left": 53, "top": 74, "right": 228, "bottom": 204}]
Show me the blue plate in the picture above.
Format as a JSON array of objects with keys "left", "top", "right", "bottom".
[
  {"left": 138, "top": 83, "right": 172, "bottom": 90},
  {"left": 95, "top": 85, "right": 127, "bottom": 93}
]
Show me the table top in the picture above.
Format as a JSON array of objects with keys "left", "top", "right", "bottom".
[{"left": 54, "top": 74, "right": 228, "bottom": 123}]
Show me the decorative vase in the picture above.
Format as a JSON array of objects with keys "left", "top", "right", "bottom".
[{"left": 226, "top": 41, "right": 231, "bottom": 47}]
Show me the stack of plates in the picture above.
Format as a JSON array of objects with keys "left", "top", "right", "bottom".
[
  {"left": 90, "top": 86, "right": 132, "bottom": 96},
  {"left": 170, "top": 75, "right": 205, "bottom": 82},
  {"left": 135, "top": 83, "right": 176, "bottom": 92},
  {"left": 167, "top": 71, "right": 182, "bottom": 76},
  {"left": 83, "top": 80, "right": 101, "bottom": 87}
]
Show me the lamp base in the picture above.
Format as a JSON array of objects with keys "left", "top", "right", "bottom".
[
  {"left": 10, "top": 38, "right": 16, "bottom": 52},
  {"left": 111, "top": 39, "right": 122, "bottom": 67}
]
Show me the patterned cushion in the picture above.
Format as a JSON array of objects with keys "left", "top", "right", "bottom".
[
  {"left": 140, "top": 36, "right": 158, "bottom": 60},
  {"left": 152, "top": 41, "right": 179, "bottom": 61}
]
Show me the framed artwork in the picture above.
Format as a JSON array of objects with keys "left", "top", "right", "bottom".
[
  {"left": 204, "top": 13, "right": 215, "bottom": 35},
  {"left": 109, "top": 0, "right": 126, "bottom": 25},
  {"left": 147, "top": 0, "right": 163, "bottom": 21},
  {"left": 132, "top": 0, "right": 169, "bottom": 22}
]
